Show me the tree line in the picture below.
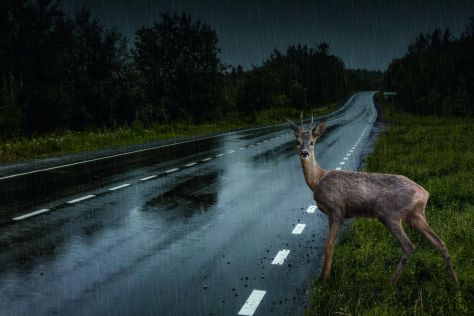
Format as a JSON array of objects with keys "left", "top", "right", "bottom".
[
  {"left": 385, "top": 18, "right": 474, "bottom": 116},
  {"left": 0, "top": 0, "right": 382, "bottom": 138}
]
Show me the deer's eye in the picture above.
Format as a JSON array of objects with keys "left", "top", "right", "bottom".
[{"left": 310, "top": 141, "right": 314, "bottom": 146}]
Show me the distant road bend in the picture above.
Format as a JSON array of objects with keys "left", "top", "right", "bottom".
[{"left": 0, "top": 92, "right": 378, "bottom": 316}]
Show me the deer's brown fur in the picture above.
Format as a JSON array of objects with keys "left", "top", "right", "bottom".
[{"left": 287, "top": 118, "right": 457, "bottom": 284}]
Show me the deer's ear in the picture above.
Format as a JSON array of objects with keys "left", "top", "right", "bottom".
[
  {"left": 312, "top": 122, "right": 326, "bottom": 137},
  {"left": 286, "top": 118, "right": 300, "bottom": 134}
]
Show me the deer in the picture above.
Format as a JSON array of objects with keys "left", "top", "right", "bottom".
[{"left": 286, "top": 115, "right": 457, "bottom": 285}]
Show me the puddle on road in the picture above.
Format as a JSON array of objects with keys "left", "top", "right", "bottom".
[{"left": 144, "top": 171, "right": 221, "bottom": 218}]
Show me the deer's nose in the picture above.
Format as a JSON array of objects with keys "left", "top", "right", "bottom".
[{"left": 300, "top": 150, "right": 309, "bottom": 158}]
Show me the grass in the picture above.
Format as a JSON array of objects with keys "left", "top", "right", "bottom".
[
  {"left": 0, "top": 103, "right": 338, "bottom": 164},
  {"left": 306, "top": 99, "right": 474, "bottom": 315}
]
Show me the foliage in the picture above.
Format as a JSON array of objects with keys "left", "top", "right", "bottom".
[
  {"left": 133, "top": 12, "right": 224, "bottom": 123},
  {"left": 306, "top": 99, "right": 474, "bottom": 315},
  {"left": 0, "top": 1, "right": 131, "bottom": 134},
  {"left": 233, "top": 45, "right": 382, "bottom": 116},
  {"left": 385, "top": 17, "right": 474, "bottom": 116},
  {"left": 0, "top": 1, "right": 382, "bottom": 151}
]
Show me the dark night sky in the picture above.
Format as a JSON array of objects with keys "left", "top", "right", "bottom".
[{"left": 61, "top": 0, "right": 474, "bottom": 70}]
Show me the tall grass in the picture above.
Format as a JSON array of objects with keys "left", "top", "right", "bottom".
[{"left": 306, "top": 106, "right": 474, "bottom": 315}]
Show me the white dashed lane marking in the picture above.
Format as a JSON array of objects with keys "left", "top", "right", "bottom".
[
  {"left": 13, "top": 209, "right": 50, "bottom": 221},
  {"left": 201, "top": 157, "right": 212, "bottom": 162},
  {"left": 165, "top": 168, "right": 180, "bottom": 173},
  {"left": 336, "top": 167, "right": 342, "bottom": 170},
  {"left": 67, "top": 195, "right": 95, "bottom": 204},
  {"left": 271, "top": 249, "right": 291, "bottom": 265},
  {"left": 238, "top": 290, "right": 266, "bottom": 316},
  {"left": 185, "top": 162, "right": 197, "bottom": 167},
  {"left": 108, "top": 183, "right": 130, "bottom": 191},
  {"left": 339, "top": 161, "right": 346, "bottom": 165},
  {"left": 140, "top": 175, "right": 157, "bottom": 181},
  {"left": 306, "top": 205, "right": 317, "bottom": 213},
  {"left": 216, "top": 153, "right": 224, "bottom": 157},
  {"left": 292, "top": 223, "right": 306, "bottom": 234}
]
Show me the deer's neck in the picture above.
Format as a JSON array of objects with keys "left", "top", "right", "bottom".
[{"left": 300, "top": 155, "right": 326, "bottom": 191}]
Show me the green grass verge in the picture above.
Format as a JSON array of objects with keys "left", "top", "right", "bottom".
[
  {"left": 306, "top": 102, "right": 474, "bottom": 315},
  {"left": 0, "top": 103, "right": 338, "bottom": 164}
]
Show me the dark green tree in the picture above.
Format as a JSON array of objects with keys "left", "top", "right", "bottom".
[
  {"left": 65, "top": 7, "right": 130, "bottom": 130},
  {"left": 385, "top": 17, "right": 474, "bottom": 116},
  {"left": 0, "top": 1, "right": 133, "bottom": 136},
  {"left": 134, "top": 12, "right": 224, "bottom": 123}
]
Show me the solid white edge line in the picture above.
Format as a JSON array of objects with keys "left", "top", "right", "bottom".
[
  {"left": 306, "top": 205, "right": 317, "bottom": 213},
  {"left": 140, "top": 175, "right": 157, "bottom": 181},
  {"left": 292, "top": 223, "right": 306, "bottom": 234},
  {"left": 185, "top": 162, "right": 197, "bottom": 167},
  {"left": 108, "top": 183, "right": 130, "bottom": 191},
  {"left": 165, "top": 168, "right": 179, "bottom": 173},
  {"left": 13, "top": 208, "right": 50, "bottom": 221},
  {"left": 67, "top": 194, "right": 95, "bottom": 204},
  {"left": 238, "top": 290, "right": 266, "bottom": 316},
  {"left": 1, "top": 119, "right": 303, "bottom": 181},
  {"left": 271, "top": 249, "right": 291, "bottom": 265}
]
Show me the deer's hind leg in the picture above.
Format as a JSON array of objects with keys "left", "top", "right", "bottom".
[
  {"left": 379, "top": 215, "right": 416, "bottom": 284},
  {"left": 406, "top": 212, "right": 458, "bottom": 283},
  {"left": 320, "top": 207, "right": 343, "bottom": 281}
]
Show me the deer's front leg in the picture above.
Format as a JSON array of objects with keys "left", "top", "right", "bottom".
[{"left": 321, "top": 216, "right": 342, "bottom": 280}]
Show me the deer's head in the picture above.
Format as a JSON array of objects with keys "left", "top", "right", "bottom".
[{"left": 286, "top": 116, "right": 326, "bottom": 160}]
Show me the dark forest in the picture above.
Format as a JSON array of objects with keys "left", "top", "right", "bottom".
[{"left": 0, "top": 0, "right": 382, "bottom": 138}]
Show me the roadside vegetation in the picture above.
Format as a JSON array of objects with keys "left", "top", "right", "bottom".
[
  {"left": 0, "top": 103, "right": 338, "bottom": 163},
  {"left": 306, "top": 97, "right": 474, "bottom": 315}
]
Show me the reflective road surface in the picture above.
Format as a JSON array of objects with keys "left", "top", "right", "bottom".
[{"left": 0, "top": 92, "right": 377, "bottom": 316}]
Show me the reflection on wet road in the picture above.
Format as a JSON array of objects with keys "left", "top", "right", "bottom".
[{"left": 0, "top": 92, "right": 377, "bottom": 316}]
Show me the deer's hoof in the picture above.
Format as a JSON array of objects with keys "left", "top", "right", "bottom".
[
  {"left": 320, "top": 273, "right": 331, "bottom": 281},
  {"left": 389, "top": 275, "right": 399, "bottom": 285}
]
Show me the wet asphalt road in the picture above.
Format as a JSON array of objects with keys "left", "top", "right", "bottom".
[{"left": 0, "top": 92, "right": 377, "bottom": 316}]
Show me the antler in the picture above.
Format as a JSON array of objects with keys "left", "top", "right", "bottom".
[
  {"left": 286, "top": 118, "right": 299, "bottom": 132},
  {"left": 300, "top": 110, "right": 304, "bottom": 130}
]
